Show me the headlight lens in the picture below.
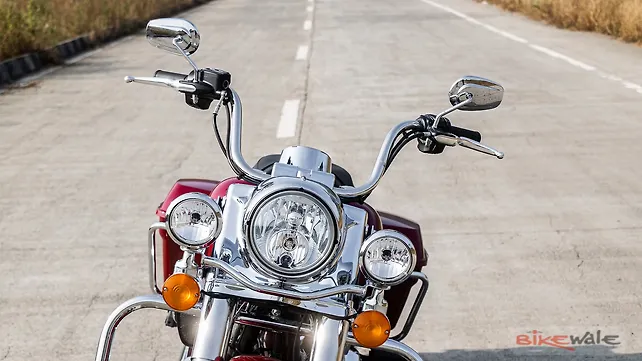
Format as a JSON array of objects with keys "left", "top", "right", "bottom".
[
  {"left": 360, "top": 230, "right": 417, "bottom": 285},
  {"left": 249, "top": 191, "right": 335, "bottom": 277},
  {"left": 166, "top": 193, "right": 222, "bottom": 249}
]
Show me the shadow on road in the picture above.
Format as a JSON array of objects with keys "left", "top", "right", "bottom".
[{"left": 419, "top": 346, "right": 642, "bottom": 360}]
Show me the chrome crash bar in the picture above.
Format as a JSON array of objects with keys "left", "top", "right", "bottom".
[
  {"left": 391, "top": 271, "right": 429, "bottom": 341},
  {"left": 94, "top": 295, "right": 423, "bottom": 361},
  {"left": 94, "top": 294, "right": 200, "bottom": 361},
  {"left": 226, "top": 88, "right": 420, "bottom": 199},
  {"left": 347, "top": 335, "right": 424, "bottom": 361},
  {"left": 201, "top": 256, "right": 369, "bottom": 300},
  {"left": 148, "top": 222, "right": 165, "bottom": 294}
]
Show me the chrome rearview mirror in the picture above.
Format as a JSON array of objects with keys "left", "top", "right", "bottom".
[
  {"left": 146, "top": 18, "right": 200, "bottom": 56},
  {"left": 448, "top": 76, "right": 504, "bottom": 111}
]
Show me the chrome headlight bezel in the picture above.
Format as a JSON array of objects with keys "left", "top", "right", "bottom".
[
  {"left": 242, "top": 177, "right": 344, "bottom": 281},
  {"left": 359, "top": 229, "right": 417, "bottom": 286},
  {"left": 165, "top": 192, "right": 223, "bottom": 250}
]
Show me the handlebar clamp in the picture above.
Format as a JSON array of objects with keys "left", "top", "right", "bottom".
[
  {"left": 416, "top": 114, "right": 446, "bottom": 154},
  {"left": 182, "top": 68, "right": 232, "bottom": 110}
]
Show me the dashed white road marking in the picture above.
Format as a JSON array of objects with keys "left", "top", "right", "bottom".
[
  {"left": 296, "top": 45, "right": 309, "bottom": 60},
  {"left": 277, "top": 100, "right": 301, "bottom": 139},
  {"left": 528, "top": 44, "right": 596, "bottom": 71},
  {"left": 304, "top": 20, "right": 312, "bottom": 31},
  {"left": 419, "top": 0, "right": 642, "bottom": 95},
  {"left": 306, "top": 5, "right": 314, "bottom": 12}
]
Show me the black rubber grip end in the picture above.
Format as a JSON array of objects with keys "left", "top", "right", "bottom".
[
  {"left": 449, "top": 125, "right": 482, "bottom": 142},
  {"left": 154, "top": 70, "right": 188, "bottom": 81}
]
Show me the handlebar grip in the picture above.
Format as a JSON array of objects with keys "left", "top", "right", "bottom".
[
  {"left": 449, "top": 125, "right": 482, "bottom": 142},
  {"left": 154, "top": 70, "right": 188, "bottom": 81}
]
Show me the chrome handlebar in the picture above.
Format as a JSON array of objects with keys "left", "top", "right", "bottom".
[
  {"left": 335, "top": 120, "right": 420, "bottom": 198},
  {"left": 125, "top": 77, "right": 504, "bottom": 198},
  {"left": 226, "top": 88, "right": 421, "bottom": 198},
  {"left": 227, "top": 89, "right": 277, "bottom": 184}
]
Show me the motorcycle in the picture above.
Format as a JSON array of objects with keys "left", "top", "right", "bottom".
[{"left": 94, "top": 18, "right": 505, "bottom": 361}]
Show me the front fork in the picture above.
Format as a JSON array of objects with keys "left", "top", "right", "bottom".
[
  {"left": 190, "top": 295, "right": 236, "bottom": 361},
  {"left": 188, "top": 295, "right": 349, "bottom": 361},
  {"left": 180, "top": 293, "right": 349, "bottom": 361},
  {"left": 310, "top": 318, "right": 349, "bottom": 361}
]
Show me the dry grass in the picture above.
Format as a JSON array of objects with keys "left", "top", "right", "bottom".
[
  {"left": 0, "top": 0, "right": 199, "bottom": 61},
  {"left": 482, "top": 0, "right": 642, "bottom": 43}
]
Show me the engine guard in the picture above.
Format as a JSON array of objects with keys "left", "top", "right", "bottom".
[{"left": 94, "top": 294, "right": 424, "bottom": 361}]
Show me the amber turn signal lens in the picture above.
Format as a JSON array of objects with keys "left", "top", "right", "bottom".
[
  {"left": 162, "top": 273, "right": 200, "bottom": 311},
  {"left": 352, "top": 310, "right": 391, "bottom": 348}
]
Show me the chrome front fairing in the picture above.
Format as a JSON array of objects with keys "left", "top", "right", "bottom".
[{"left": 208, "top": 182, "right": 367, "bottom": 318}]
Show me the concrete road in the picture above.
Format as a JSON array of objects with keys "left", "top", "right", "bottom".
[{"left": 1, "top": 0, "right": 641, "bottom": 360}]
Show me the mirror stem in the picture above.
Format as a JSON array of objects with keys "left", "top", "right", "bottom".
[
  {"left": 172, "top": 37, "right": 199, "bottom": 74},
  {"left": 432, "top": 96, "right": 473, "bottom": 129}
]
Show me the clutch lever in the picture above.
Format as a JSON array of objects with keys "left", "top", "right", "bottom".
[
  {"left": 432, "top": 132, "right": 504, "bottom": 159},
  {"left": 457, "top": 136, "right": 504, "bottom": 159},
  {"left": 124, "top": 76, "right": 196, "bottom": 93}
]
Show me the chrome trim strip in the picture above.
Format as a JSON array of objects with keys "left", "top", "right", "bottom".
[
  {"left": 201, "top": 256, "right": 368, "bottom": 300},
  {"left": 207, "top": 282, "right": 354, "bottom": 318},
  {"left": 346, "top": 336, "right": 423, "bottom": 361},
  {"left": 148, "top": 222, "right": 167, "bottom": 294},
  {"left": 95, "top": 295, "right": 200, "bottom": 361},
  {"left": 391, "top": 272, "right": 429, "bottom": 341},
  {"left": 235, "top": 316, "right": 314, "bottom": 334}
]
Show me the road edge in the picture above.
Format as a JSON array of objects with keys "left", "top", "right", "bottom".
[{"left": 0, "top": 0, "right": 215, "bottom": 90}]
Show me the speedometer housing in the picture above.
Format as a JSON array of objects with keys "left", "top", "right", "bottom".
[{"left": 242, "top": 177, "right": 345, "bottom": 282}]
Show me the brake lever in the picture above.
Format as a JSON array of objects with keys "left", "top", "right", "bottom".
[
  {"left": 124, "top": 76, "right": 196, "bottom": 93},
  {"left": 457, "top": 137, "right": 504, "bottom": 159},
  {"left": 432, "top": 132, "right": 504, "bottom": 159}
]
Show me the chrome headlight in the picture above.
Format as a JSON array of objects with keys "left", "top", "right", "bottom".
[
  {"left": 360, "top": 230, "right": 417, "bottom": 286},
  {"left": 165, "top": 193, "right": 223, "bottom": 249},
  {"left": 244, "top": 178, "right": 343, "bottom": 280}
]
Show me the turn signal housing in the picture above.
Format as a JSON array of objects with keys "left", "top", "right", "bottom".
[
  {"left": 162, "top": 273, "right": 201, "bottom": 311},
  {"left": 351, "top": 310, "right": 391, "bottom": 348}
]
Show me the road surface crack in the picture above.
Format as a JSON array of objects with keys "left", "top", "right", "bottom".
[
  {"left": 573, "top": 245, "right": 585, "bottom": 279},
  {"left": 296, "top": 1, "right": 316, "bottom": 145},
  {"left": 2, "top": 347, "right": 10, "bottom": 360}
]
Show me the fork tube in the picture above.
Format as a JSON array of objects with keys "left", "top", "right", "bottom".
[
  {"left": 190, "top": 295, "right": 235, "bottom": 361},
  {"left": 309, "top": 318, "right": 349, "bottom": 361}
]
